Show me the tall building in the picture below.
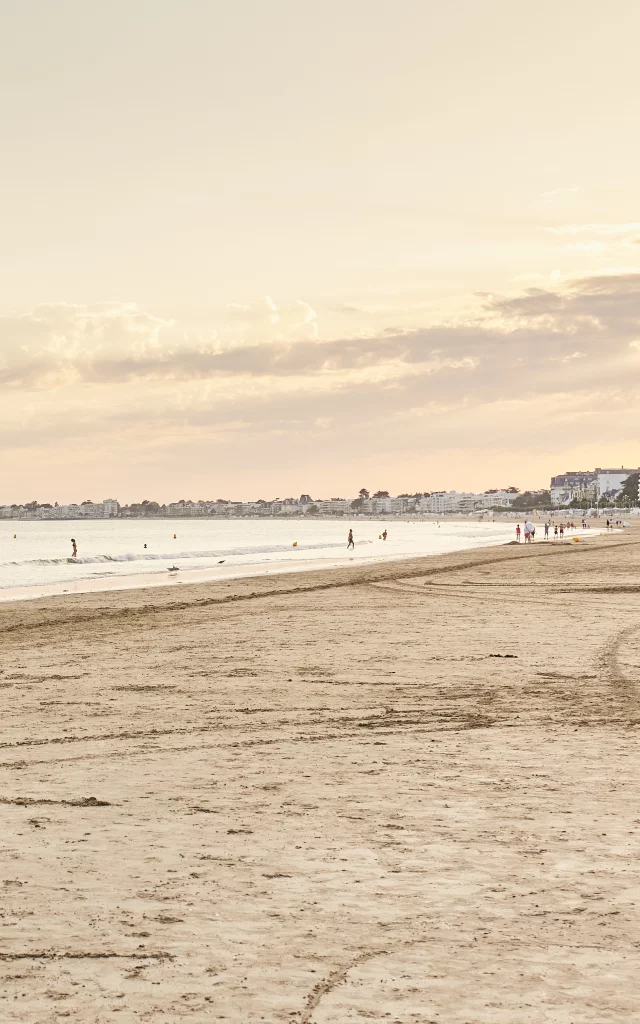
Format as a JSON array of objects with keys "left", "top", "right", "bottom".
[
  {"left": 550, "top": 468, "right": 639, "bottom": 505},
  {"left": 550, "top": 472, "right": 597, "bottom": 506},
  {"left": 594, "top": 468, "right": 640, "bottom": 499}
]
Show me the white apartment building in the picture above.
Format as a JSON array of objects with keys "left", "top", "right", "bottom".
[
  {"left": 389, "top": 497, "right": 410, "bottom": 514},
  {"left": 595, "top": 468, "right": 640, "bottom": 499},
  {"left": 210, "top": 501, "right": 282, "bottom": 516},
  {"left": 36, "top": 500, "right": 119, "bottom": 519},
  {"left": 456, "top": 495, "right": 483, "bottom": 512},
  {"left": 418, "top": 491, "right": 466, "bottom": 513},
  {"left": 38, "top": 505, "right": 77, "bottom": 519},
  {"left": 368, "top": 497, "right": 391, "bottom": 514},
  {"left": 475, "top": 490, "right": 518, "bottom": 508},
  {"left": 277, "top": 500, "right": 301, "bottom": 514},
  {"left": 166, "top": 501, "right": 207, "bottom": 516},
  {"left": 414, "top": 491, "right": 510, "bottom": 513},
  {"left": 312, "top": 499, "right": 351, "bottom": 515}
]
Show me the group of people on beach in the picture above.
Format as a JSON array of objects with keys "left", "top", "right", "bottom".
[
  {"left": 515, "top": 521, "right": 536, "bottom": 543},
  {"left": 514, "top": 518, "right": 624, "bottom": 547},
  {"left": 515, "top": 521, "right": 580, "bottom": 543}
]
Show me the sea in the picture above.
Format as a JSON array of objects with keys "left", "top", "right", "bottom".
[{"left": 0, "top": 517, "right": 515, "bottom": 602}]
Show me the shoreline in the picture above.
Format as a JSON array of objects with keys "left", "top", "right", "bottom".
[
  {"left": 0, "top": 526, "right": 628, "bottom": 627},
  {"left": 0, "top": 522, "right": 613, "bottom": 604}
]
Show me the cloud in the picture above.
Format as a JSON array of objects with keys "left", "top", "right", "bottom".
[
  {"left": 567, "top": 241, "right": 607, "bottom": 253},
  {"left": 1, "top": 274, "right": 639, "bottom": 470},
  {"left": 539, "top": 186, "right": 580, "bottom": 203},
  {"left": 225, "top": 295, "right": 317, "bottom": 340},
  {"left": 0, "top": 301, "right": 478, "bottom": 388},
  {"left": 544, "top": 222, "right": 640, "bottom": 255},
  {"left": 2, "top": 275, "right": 640, "bottom": 397},
  {"left": 0, "top": 302, "right": 172, "bottom": 388},
  {"left": 227, "top": 295, "right": 279, "bottom": 325},
  {"left": 545, "top": 222, "right": 640, "bottom": 236}
]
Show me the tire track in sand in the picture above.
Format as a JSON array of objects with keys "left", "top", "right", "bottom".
[
  {"left": 595, "top": 623, "right": 640, "bottom": 693},
  {"left": 299, "top": 948, "right": 390, "bottom": 1023},
  {"left": 3, "top": 538, "right": 627, "bottom": 639},
  {"left": 298, "top": 930, "right": 438, "bottom": 1023}
]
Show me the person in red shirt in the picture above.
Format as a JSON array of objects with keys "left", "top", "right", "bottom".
[{"left": 516, "top": 525, "right": 521, "bottom": 542}]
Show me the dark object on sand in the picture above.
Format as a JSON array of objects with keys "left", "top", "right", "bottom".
[
  {"left": 168, "top": 566, "right": 180, "bottom": 572},
  {"left": 218, "top": 559, "right": 225, "bottom": 564}
]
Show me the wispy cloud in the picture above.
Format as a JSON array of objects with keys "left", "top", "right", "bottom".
[
  {"left": 545, "top": 222, "right": 640, "bottom": 237},
  {"left": 539, "top": 186, "right": 580, "bottom": 201}
]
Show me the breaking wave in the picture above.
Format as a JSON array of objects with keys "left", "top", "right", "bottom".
[{"left": 0, "top": 539, "right": 374, "bottom": 569}]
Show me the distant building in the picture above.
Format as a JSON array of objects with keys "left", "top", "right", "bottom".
[
  {"left": 166, "top": 500, "right": 207, "bottom": 516},
  {"left": 312, "top": 499, "right": 351, "bottom": 515},
  {"left": 550, "top": 468, "right": 640, "bottom": 505},
  {"left": 418, "top": 491, "right": 470, "bottom": 513},
  {"left": 594, "top": 468, "right": 640, "bottom": 500},
  {"left": 76, "top": 500, "right": 118, "bottom": 518},
  {"left": 550, "top": 472, "right": 597, "bottom": 506},
  {"left": 475, "top": 490, "right": 518, "bottom": 508}
]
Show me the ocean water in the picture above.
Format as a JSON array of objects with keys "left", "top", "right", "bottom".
[{"left": 0, "top": 517, "right": 514, "bottom": 601}]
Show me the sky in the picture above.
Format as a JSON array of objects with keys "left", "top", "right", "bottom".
[{"left": 1, "top": 0, "right": 639, "bottom": 503}]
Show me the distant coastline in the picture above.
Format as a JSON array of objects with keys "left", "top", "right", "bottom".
[
  {"left": 3, "top": 475, "right": 638, "bottom": 523},
  {"left": 2, "top": 510, "right": 637, "bottom": 524}
]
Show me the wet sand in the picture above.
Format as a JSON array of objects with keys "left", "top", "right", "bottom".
[{"left": 0, "top": 531, "right": 639, "bottom": 1022}]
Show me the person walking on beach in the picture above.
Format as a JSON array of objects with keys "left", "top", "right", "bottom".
[
  {"left": 544, "top": 522, "right": 549, "bottom": 540},
  {"left": 554, "top": 524, "right": 558, "bottom": 539},
  {"left": 559, "top": 523, "right": 564, "bottom": 539},
  {"left": 347, "top": 529, "right": 355, "bottom": 550},
  {"left": 71, "top": 538, "right": 77, "bottom": 558},
  {"left": 382, "top": 529, "right": 387, "bottom": 541},
  {"left": 524, "top": 520, "right": 534, "bottom": 544},
  {"left": 516, "top": 524, "right": 521, "bottom": 542}
]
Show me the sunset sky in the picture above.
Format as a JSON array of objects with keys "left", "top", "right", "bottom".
[{"left": 1, "top": 0, "right": 639, "bottom": 503}]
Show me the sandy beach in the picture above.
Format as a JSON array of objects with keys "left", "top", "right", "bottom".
[{"left": 1, "top": 530, "right": 639, "bottom": 1023}]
